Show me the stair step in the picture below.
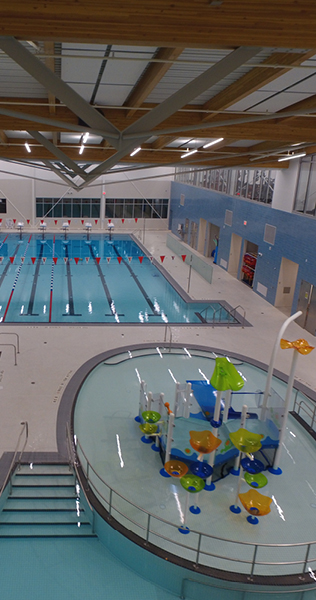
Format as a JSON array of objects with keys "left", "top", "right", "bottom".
[
  {"left": 10, "top": 487, "right": 76, "bottom": 498},
  {"left": 0, "top": 523, "right": 96, "bottom": 537},
  {"left": 0, "top": 510, "right": 90, "bottom": 524},
  {"left": 5, "top": 498, "right": 80, "bottom": 510},
  {"left": 18, "top": 464, "right": 71, "bottom": 475},
  {"left": 13, "top": 475, "right": 75, "bottom": 486}
]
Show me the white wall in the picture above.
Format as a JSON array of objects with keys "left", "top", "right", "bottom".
[
  {"left": 0, "top": 161, "right": 173, "bottom": 226},
  {"left": 272, "top": 161, "right": 299, "bottom": 212}
]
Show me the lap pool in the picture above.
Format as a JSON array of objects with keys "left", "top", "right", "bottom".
[
  {"left": 71, "top": 344, "right": 316, "bottom": 583},
  {"left": 0, "top": 233, "right": 235, "bottom": 324}
]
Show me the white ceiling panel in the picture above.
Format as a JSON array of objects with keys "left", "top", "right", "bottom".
[
  {"left": 228, "top": 140, "right": 262, "bottom": 147},
  {"left": 228, "top": 91, "right": 273, "bottom": 112},
  {"left": 260, "top": 67, "right": 316, "bottom": 92},
  {"left": 247, "top": 91, "right": 314, "bottom": 112},
  {"left": 95, "top": 84, "right": 135, "bottom": 106},
  {"left": 290, "top": 74, "right": 316, "bottom": 93},
  {"left": 62, "top": 44, "right": 105, "bottom": 84},
  {"left": 67, "top": 83, "right": 96, "bottom": 102}
]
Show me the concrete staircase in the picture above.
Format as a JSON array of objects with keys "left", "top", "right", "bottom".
[{"left": 0, "top": 463, "right": 96, "bottom": 538}]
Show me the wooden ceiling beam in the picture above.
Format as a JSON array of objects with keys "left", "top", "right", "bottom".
[
  {"left": 2, "top": 1, "right": 316, "bottom": 48},
  {"left": 124, "top": 47, "right": 184, "bottom": 118},
  {"left": 0, "top": 131, "right": 8, "bottom": 144},
  {"left": 201, "top": 51, "right": 315, "bottom": 122}
]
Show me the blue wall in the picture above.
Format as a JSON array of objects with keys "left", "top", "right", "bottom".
[{"left": 170, "top": 181, "right": 316, "bottom": 313}]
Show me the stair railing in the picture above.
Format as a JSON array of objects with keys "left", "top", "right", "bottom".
[
  {"left": 66, "top": 423, "right": 95, "bottom": 533},
  {"left": 227, "top": 304, "right": 246, "bottom": 328},
  {"left": 0, "top": 421, "right": 28, "bottom": 497}
]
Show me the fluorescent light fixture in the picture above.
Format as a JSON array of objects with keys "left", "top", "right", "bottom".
[
  {"left": 278, "top": 152, "right": 306, "bottom": 162},
  {"left": 82, "top": 132, "right": 89, "bottom": 144},
  {"left": 25, "top": 142, "right": 31, "bottom": 153},
  {"left": 130, "top": 147, "right": 141, "bottom": 157},
  {"left": 203, "top": 137, "right": 224, "bottom": 149},
  {"left": 79, "top": 144, "right": 84, "bottom": 155},
  {"left": 291, "top": 142, "right": 305, "bottom": 147},
  {"left": 181, "top": 149, "right": 198, "bottom": 158}
]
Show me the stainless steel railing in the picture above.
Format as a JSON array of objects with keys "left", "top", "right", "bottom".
[
  {"left": 293, "top": 390, "right": 316, "bottom": 432},
  {"left": 73, "top": 434, "right": 316, "bottom": 578},
  {"left": 0, "top": 421, "right": 28, "bottom": 497}
]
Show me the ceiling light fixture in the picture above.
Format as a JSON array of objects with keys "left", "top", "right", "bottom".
[
  {"left": 79, "top": 144, "right": 84, "bottom": 155},
  {"left": 25, "top": 142, "right": 31, "bottom": 153},
  {"left": 202, "top": 137, "right": 224, "bottom": 149},
  {"left": 181, "top": 149, "right": 198, "bottom": 158},
  {"left": 82, "top": 132, "right": 89, "bottom": 144},
  {"left": 278, "top": 152, "right": 306, "bottom": 162},
  {"left": 130, "top": 147, "right": 141, "bottom": 157}
]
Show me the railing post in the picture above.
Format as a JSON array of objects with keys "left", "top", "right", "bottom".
[
  {"left": 250, "top": 545, "right": 258, "bottom": 577},
  {"left": 302, "top": 543, "right": 311, "bottom": 573},
  {"left": 195, "top": 533, "right": 202, "bottom": 567},
  {"left": 145, "top": 514, "right": 150, "bottom": 544},
  {"left": 109, "top": 488, "right": 112, "bottom": 515}
]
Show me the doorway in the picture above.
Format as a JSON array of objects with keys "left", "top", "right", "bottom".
[
  {"left": 197, "top": 218, "right": 207, "bottom": 254},
  {"left": 274, "top": 257, "right": 299, "bottom": 316},
  {"left": 240, "top": 240, "right": 258, "bottom": 288},
  {"left": 228, "top": 233, "right": 242, "bottom": 278},
  {"left": 206, "top": 222, "right": 220, "bottom": 258},
  {"left": 296, "top": 280, "right": 316, "bottom": 336},
  {"left": 189, "top": 221, "right": 198, "bottom": 249}
]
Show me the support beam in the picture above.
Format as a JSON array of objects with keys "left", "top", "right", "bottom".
[
  {"left": 42, "top": 159, "right": 81, "bottom": 188},
  {"left": 124, "top": 47, "right": 184, "bottom": 118},
  {"left": 0, "top": 131, "right": 8, "bottom": 145},
  {"left": 0, "top": 36, "right": 121, "bottom": 146},
  {"left": 83, "top": 47, "right": 262, "bottom": 187},
  {"left": 44, "top": 41, "right": 56, "bottom": 115},
  {"left": 28, "top": 130, "right": 86, "bottom": 177},
  {"left": 201, "top": 51, "right": 316, "bottom": 122},
  {"left": 123, "top": 47, "right": 262, "bottom": 138}
]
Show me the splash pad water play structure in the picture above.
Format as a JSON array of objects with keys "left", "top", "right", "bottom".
[{"left": 70, "top": 312, "right": 316, "bottom": 592}]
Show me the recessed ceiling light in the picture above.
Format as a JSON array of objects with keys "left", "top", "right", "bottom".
[
  {"left": 25, "top": 142, "right": 31, "bottom": 153},
  {"left": 278, "top": 152, "right": 306, "bottom": 162},
  {"left": 181, "top": 149, "right": 198, "bottom": 158},
  {"left": 79, "top": 145, "right": 84, "bottom": 155},
  {"left": 130, "top": 147, "right": 141, "bottom": 157},
  {"left": 203, "top": 137, "right": 224, "bottom": 149}
]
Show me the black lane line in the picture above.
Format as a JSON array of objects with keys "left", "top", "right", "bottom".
[
  {"left": 24, "top": 243, "right": 45, "bottom": 316},
  {"left": 62, "top": 243, "right": 82, "bottom": 317},
  {"left": 0, "top": 243, "right": 21, "bottom": 289},
  {"left": 89, "top": 245, "right": 124, "bottom": 317},
  {"left": 112, "top": 244, "right": 159, "bottom": 316}
]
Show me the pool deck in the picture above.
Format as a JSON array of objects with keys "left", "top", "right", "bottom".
[{"left": 0, "top": 227, "right": 315, "bottom": 463}]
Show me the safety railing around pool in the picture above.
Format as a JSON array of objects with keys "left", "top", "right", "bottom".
[
  {"left": 0, "top": 421, "right": 28, "bottom": 497},
  {"left": 74, "top": 435, "right": 316, "bottom": 579},
  {"left": 293, "top": 390, "right": 316, "bottom": 434}
]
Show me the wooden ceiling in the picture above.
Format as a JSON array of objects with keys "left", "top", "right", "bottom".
[{"left": 0, "top": 1, "right": 316, "bottom": 187}]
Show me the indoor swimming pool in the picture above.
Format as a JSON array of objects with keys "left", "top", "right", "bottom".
[
  {"left": 0, "top": 233, "right": 235, "bottom": 324},
  {"left": 72, "top": 345, "right": 316, "bottom": 580}
]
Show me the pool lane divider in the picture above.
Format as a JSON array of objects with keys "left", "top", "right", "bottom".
[
  {"left": 88, "top": 245, "right": 124, "bottom": 319},
  {"left": 62, "top": 242, "right": 82, "bottom": 317},
  {"left": 49, "top": 236, "right": 56, "bottom": 323},
  {"left": 111, "top": 244, "right": 159, "bottom": 317},
  {"left": 24, "top": 238, "right": 46, "bottom": 316},
  {"left": 3, "top": 235, "right": 32, "bottom": 322}
]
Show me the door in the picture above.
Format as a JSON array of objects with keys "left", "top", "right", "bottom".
[
  {"left": 197, "top": 218, "right": 207, "bottom": 254},
  {"left": 228, "top": 233, "right": 242, "bottom": 277},
  {"left": 274, "top": 257, "right": 299, "bottom": 315}
]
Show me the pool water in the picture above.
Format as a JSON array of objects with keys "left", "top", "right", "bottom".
[
  {"left": 0, "top": 233, "right": 233, "bottom": 324},
  {"left": 73, "top": 346, "right": 316, "bottom": 577}
]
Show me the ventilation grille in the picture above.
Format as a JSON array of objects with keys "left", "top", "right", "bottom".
[
  {"left": 264, "top": 224, "right": 276, "bottom": 245},
  {"left": 224, "top": 209, "right": 233, "bottom": 226}
]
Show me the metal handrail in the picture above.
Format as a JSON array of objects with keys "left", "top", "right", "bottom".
[
  {"left": 0, "top": 421, "right": 28, "bottom": 497},
  {"left": 0, "top": 332, "right": 20, "bottom": 353},
  {"left": 199, "top": 304, "right": 216, "bottom": 322},
  {"left": 227, "top": 304, "right": 246, "bottom": 328},
  {"left": 74, "top": 434, "right": 316, "bottom": 577},
  {"left": 212, "top": 305, "right": 225, "bottom": 327},
  {"left": 0, "top": 343, "right": 17, "bottom": 365},
  {"left": 65, "top": 424, "right": 94, "bottom": 514},
  {"left": 293, "top": 390, "right": 316, "bottom": 431}
]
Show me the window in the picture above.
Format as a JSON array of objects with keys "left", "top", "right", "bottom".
[
  {"left": 104, "top": 198, "right": 169, "bottom": 219},
  {"left": 36, "top": 198, "right": 100, "bottom": 219}
]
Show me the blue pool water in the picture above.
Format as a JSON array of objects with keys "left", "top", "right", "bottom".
[{"left": 0, "top": 233, "right": 233, "bottom": 324}]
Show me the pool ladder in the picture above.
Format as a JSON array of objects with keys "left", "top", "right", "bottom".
[{"left": 211, "top": 304, "right": 246, "bottom": 328}]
